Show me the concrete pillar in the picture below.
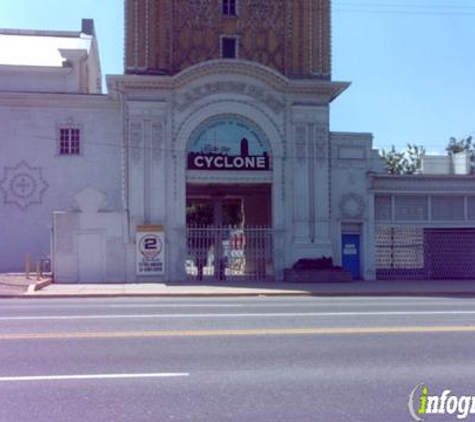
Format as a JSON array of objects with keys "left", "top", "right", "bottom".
[{"left": 290, "top": 105, "right": 333, "bottom": 262}]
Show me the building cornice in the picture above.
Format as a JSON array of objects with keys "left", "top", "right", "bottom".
[
  {"left": 108, "top": 60, "right": 349, "bottom": 101},
  {"left": 331, "top": 131, "right": 373, "bottom": 140},
  {"left": 0, "top": 64, "right": 72, "bottom": 72},
  {"left": 0, "top": 91, "right": 118, "bottom": 110},
  {"left": 0, "top": 28, "right": 82, "bottom": 38},
  {"left": 370, "top": 174, "right": 475, "bottom": 193}
]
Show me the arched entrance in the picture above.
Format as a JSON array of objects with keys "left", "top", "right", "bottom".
[{"left": 185, "top": 116, "right": 274, "bottom": 282}]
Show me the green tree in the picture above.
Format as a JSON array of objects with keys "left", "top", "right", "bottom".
[
  {"left": 380, "top": 143, "right": 425, "bottom": 175},
  {"left": 446, "top": 136, "right": 473, "bottom": 155}
]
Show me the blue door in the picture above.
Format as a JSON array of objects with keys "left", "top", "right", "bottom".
[{"left": 342, "top": 234, "right": 361, "bottom": 280}]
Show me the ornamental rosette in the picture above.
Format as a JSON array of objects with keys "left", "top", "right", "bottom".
[
  {"left": 0, "top": 161, "right": 49, "bottom": 211},
  {"left": 339, "top": 193, "right": 365, "bottom": 219}
]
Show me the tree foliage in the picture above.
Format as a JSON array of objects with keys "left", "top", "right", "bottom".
[
  {"left": 446, "top": 136, "right": 473, "bottom": 155},
  {"left": 380, "top": 143, "right": 425, "bottom": 175}
]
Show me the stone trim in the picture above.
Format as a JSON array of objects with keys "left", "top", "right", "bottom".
[
  {"left": 371, "top": 174, "right": 475, "bottom": 193},
  {"left": 0, "top": 92, "right": 118, "bottom": 110}
]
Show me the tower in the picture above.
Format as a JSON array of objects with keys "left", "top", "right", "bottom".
[{"left": 125, "top": 0, "right": 331, "bottom": 79}]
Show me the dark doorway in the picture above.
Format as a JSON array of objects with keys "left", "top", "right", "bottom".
[{"left": 186, "top": 183, "right": 273, "bottom": 282}]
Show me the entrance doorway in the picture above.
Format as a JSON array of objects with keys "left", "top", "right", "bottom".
[
  {"left": 186, "top": 184, "right": 273, "bottom": 282},
  {"left": 341, "top": 234, "right": 361, "bottom": 280}
]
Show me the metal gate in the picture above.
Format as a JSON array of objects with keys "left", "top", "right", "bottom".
[
  {"left": 425, "top": 229, "right": 475, "bottom": 279},
  {"left": 186, "top": 225, "right": 274, "bottom": 282},
  {"left": 376, "top": 227, "right": 475, "bottom": 280},
  {"left": 376, "top": 227, "right": 426, "bottom": 280}
]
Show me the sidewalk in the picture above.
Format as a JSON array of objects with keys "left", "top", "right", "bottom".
[
  {"left": 0, "top": 273, "right": 51, "bottom": 296},
  {"left": 1, "top": 276, "right": 475, "bottom": 298}
]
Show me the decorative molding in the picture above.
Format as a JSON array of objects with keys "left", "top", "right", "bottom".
[
  {"left": 151, "top": 122, "right": 163, "bottom": 162},
  {"left": 309, "top": 0, "right": 313, "bottom": 74},
  {"left": 74, "top": 186, "right": 108, "bottom": 214},
  {"left": 240, "top": 1, "right": 279, "bottom": 30},
  {"left": 182, "top": 0, "right": 217, "bottom": 26},
  {"left": 347, "top": 171, "right": 357, "bottom": 186},
  {"left": 187, "top": 170, "right": 272, "bottom": 184},
  {"left": 317, "top": 0, "right": 323, "bottom": 74},
  {"left": 298, "top": 0, "right": 304, "bottom": 74},
  {"left": 173, "top": 80, "right": 285, "bottom": 114},
  {"left": 334, "top": 162, "right": 368, "bottom": 171},
  {"left": 337, "top": 145, "right": 366, "bottom": 161},
  {"left": 145, "top": 0, "right": 150, "bottom": 68},
  {"left": 0, "top": 92, "right": 117, "bottom": 110},
  {"left": 0, "top": 160, "right": 49, "bottom": 211},
  {"left": 315, "top": 122, "right": 328, "bottom": 163},
  {"left": 308, "top": 123, "right": 316, "bottom": 242},
  {"left": 371, "top": 175, "right": 475, "bottom": 193},
  {"left": 134, "top": 0, "right": 139, "bottom": 69},
  {"left": 295, "top": 125, "right": 306, "bottom": 164},
  {"left": 110, "top": 62, "right": 349, "bottom": 101},
  {"left": 339, "top": 193, "right": 365, "bottom": 219},
  {"left": 129, "top": 121, "right": 143, "bottom": 165}
]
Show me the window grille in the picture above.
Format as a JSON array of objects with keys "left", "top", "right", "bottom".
[
  {"left": 468, "top": 197, "right": 475, "bottom": 220},
  {"left": 59, "top": 128, "right": 81, "bottom": 155},
  {"left": 394, "top": 195, "right": 428, "bottom": 221},
  {"left": 431, "top": 196, "right": 464, "bottom": 221},
  {"left": 376, "top": 227, "right": 424, "bottom": 270},
  {"left": 375, "top": 195, "right": 392, "bottom": 221}
]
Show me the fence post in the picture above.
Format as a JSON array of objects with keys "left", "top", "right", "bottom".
[
  {"left": 25, "top": 254, "right": 31, "bottom": 279},
  {"left": 36, "top": 262, "right": 41, "bottom": 281}
]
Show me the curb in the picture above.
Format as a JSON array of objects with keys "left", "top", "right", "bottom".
[
  {"left": 26, "top": 278, "right": 52, "bottom": 294},
  {"left": 4, "top": 291, "right": 475, "bottom": 299}
]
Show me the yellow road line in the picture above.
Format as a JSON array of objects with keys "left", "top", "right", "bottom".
[{"left": 0, "top": 325, "right": 475, "bottom": 340}]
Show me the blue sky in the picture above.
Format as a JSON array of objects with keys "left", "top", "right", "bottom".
[{"left": 0, "top": 0, "right": 474, "bottom": 154}]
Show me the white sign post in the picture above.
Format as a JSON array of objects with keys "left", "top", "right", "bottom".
[{"left": 136, "top": 225, "right": 165, "bottom": 276}]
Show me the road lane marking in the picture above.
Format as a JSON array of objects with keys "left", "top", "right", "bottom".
[
  {"left": 2, "top": 310, "right": 475, "bottom": 321},
  {"left": 0, "top": 326, "right": 475, "bottom": 340},
  {"left": 1, "top": 297, "right": 472, "bottom": 310},
  {"left": 0, "top": 373, "right": 189, "bottom": 382}
]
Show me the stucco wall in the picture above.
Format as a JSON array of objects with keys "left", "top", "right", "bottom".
[{"left": 0, "top": 93, "right": 121, "bottom": 271}]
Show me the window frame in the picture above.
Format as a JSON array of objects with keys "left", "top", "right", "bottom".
[
  {"left": 220, "top": 35, "right": 239, "bottom": 59},
  {"left": 222, "top": 0, "right": 237, "bottom": 16},
  {"left": 57, "top": 120, "right": 83, "bottom": 156}
]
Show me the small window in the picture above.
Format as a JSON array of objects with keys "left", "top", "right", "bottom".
[
  {"left": 222, "top": 37, "right": 237, "bottom": 59},
  {"left": 222, "top": 0, "right": 236, "bottom": 16},
  {"left": 59, "top": 128, "right": 81, "bottom": 155}
]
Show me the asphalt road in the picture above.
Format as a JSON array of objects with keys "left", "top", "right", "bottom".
[{"left": 1, "top": 296, "right": 475, "bottom": 422}]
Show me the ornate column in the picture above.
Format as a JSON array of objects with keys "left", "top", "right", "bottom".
[{"left": 290, "top": 104, "right": 333, "bottom": 261}]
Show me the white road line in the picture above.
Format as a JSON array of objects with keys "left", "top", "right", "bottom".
[
  {"left": 1, "top": 298, "right": 471, "bottom": 309},
  {"left": 106, "top": 304, "right": 246, "bottom": 308},
  {"left": 1, "top": 310, "right": 475, "bottom": 321},
  {"left": 0, "top": 373, "right": 189, "bottom": 382}
]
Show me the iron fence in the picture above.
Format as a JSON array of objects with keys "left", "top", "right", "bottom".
[{"left": 186, "top": 225, "right": 274, "bottom": 282}]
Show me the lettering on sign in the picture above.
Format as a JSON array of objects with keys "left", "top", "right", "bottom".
[
  {"left": 187, "top": 118, "right": 271, "bottom": 171},
  {"left": 343, "top": 244, "right": 358, "bottom": 256},
  {"left": 136, "top": 226, "right": 165, "bottom": 276}
]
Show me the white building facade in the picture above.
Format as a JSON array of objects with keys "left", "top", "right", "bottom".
[{"left": 1, "top": 7, "right": 474, "bottom": 283}]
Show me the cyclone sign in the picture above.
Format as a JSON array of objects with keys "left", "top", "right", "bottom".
[
  {"left": 187, "top": 117, "right": 271, "bottom": 171},
  {"left": 136, "top": 226, "right": 165, "bottom": 276}
]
